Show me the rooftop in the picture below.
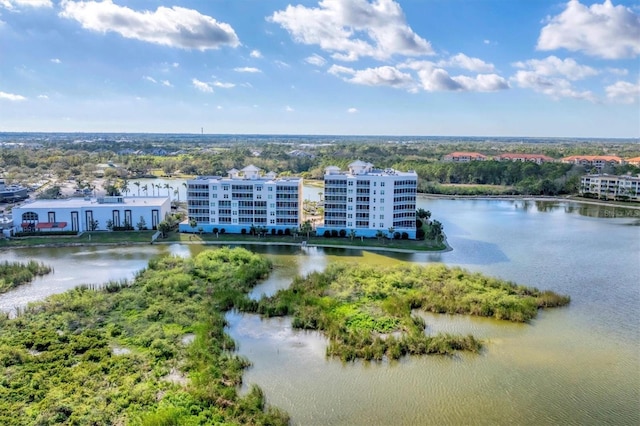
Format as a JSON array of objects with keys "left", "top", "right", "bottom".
[{"left": 14, "top": 197, "right": 170, "bottom": 209}]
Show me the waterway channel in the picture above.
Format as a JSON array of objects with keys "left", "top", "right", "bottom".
[{"left": 1, "top": 197, "right": 639, "bottom": 425}]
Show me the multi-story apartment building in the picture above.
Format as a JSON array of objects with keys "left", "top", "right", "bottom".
[
  {"left": 580, "top": 174, "right": 640, "bottom": 201},
  {"left": 443, "top": 152, "right": 487, "bottom": 162},
  {"left": 181, "top": 165, "right": 302, "bottom": 234},
  {"left": 562, "top": 155, "right": 624, "bottom": 170},
  {"left": 317, "top": 161, "right": 418, "bottom": 239},
  {"left": 494, "top": 153, "right": 555, "bottom": 164}
]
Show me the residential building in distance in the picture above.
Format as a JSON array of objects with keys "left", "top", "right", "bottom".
[
  {"left": 316, "top": 161, "right": 418, "bottom": 239},
  {"left": 561, "top": 155, "right": 624, "bottom": 170},
  {"left": 181, "top": 165, "right": 302, "bottom": 234},
  {"left": 626, "top": 156, "right": 640, "bottom": 166},
  {"left": 12, "top": 196, "right": 170, "bottom": 233},
  {"left": 494, "top": 153, "right": 555, "bottom": 164},
  {"left": 580, "top": 174, "right": 640, "bottom": 201},
  {"left": 0, "top": 178, "right": 28, "bottom": 202},
  {"left": 443, "top": 152, "right": 487, "bottom": 162}
]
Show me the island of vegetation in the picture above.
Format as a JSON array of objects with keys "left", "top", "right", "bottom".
[
  {"left": 0, "top": 260, "right": 52, "bottom": 294},
  {"left": 0, "top": 248, "right": 288, "bottom": 425},
  {"left": 249, "top": 263, "right": 570, "bottom": 362}
]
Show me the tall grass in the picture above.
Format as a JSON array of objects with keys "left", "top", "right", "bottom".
[{"left": 0, "top": 260, "right": 53, "bottom": 293}]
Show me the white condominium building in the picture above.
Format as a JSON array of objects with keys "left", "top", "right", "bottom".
[
  {"left": 317, "top": 161, "right": 418, "bottom": 239},
  {"left": 580, "top": 174, "right": 640, "bottom": 201},
  {"left": 181, "top": 165, "right": 302, "bottom": 234}
]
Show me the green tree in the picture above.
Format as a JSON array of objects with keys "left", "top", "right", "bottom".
[
  {"left": 157, "top": 220, "right": 171, "bottom": 238},
  {"left": 189, "top": 218, "right": 197, "bottom": 233},
  {"left": 136, "top": 216, "right": 146, "bottom": 231},
  {"left": 300, "top": 220, "right": 313, "bottom": 238}
]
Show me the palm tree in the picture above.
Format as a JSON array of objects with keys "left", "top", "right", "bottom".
[
  {"left": 155, "top": 184, "right": 162, "bottom": 197},
  {"left": 300, "top": 220, "right": 313, "bottom": 239},
  {"left": 349, "top": 229, "right": 356, "bottom": 241},
  {"left": 375, "top": 230, "right": 385, "bottom": 241},
  {"left": 387, "top": 227, "right": 395, "bottom": 240},
  {"left": 174, "top": 188, "right": 180, "bottom": 202},
  {"left": 133, "top": 181, "right": 141, "bottom": 196},
  {"left": 120, "top": 179, "right": 130, "bottom": 196},
  {"left": 142, "top": 184, "right": 148, "bottom": 196},
  {"left": 164, "top": 183, "right": 171, "bottom": 197}
]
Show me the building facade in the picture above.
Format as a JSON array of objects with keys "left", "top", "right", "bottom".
[
  {"left": 562, "top": 155, "right": 624, "bottom": 170},
  {"left": 494, "top": 153, "right": 555, "bottom": 164},
  {"left": 316, "top": 161, "right": 418, "bottom": 239},
  {"left": 12, "top": 196, "right": 171, "bottom": 233},
  {"left": 181, "top": 165, "right": 303, "bottom": 234},
  {"left": 443, "top": 152, "right": 487, "bottom": 162},
  {"left": 580, "top": 174, "right": 640, "bottom": 201}
]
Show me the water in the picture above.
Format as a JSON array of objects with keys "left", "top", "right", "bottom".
[{"left": 1, "top": 197, "right": 638, "bottom": 425}]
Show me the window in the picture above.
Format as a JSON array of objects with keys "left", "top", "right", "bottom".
[
  {"left": 223, "top": 185, "right": 229, "bottom": 191},
  {"left": 256, "top": 186, "right": 263, "bottom": 191},
  {"left": 268, "top": 187, "right": 273, "bottom": 191},
  {"left": 348, "top": 181, "right": 354, "bottom": 186},
  {"left": 381, "top": 182, "right": 385, "bottom": 187},
  {"left": 381, "top": 190, "right": 385, "bottom": 195},
  {"left": 373, "top": 182, "right": 377, "bottom": 186},
  {"left": 212, "top": 185, "right": 217, "bottom": 190},
  {"left": 257, "top": 194, "right": 262, "bottom": 199},
  {"left": 380, "top": 215, "right": 384, "bottom": 219},
  {"left": 224, "top": 194, "right": 228, "bottom": 199},
  {"left": 380, "top": 223, "right": 384, "bottom": 228},
  {"left": 212, "top": 193, "right": 217, "bottom": 199}
]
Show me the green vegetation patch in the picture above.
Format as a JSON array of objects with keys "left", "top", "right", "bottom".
[
  {"left": 0, "top": 248, "right": 289, "bottom": 425},
  {"left": 250, "top": 263, "right": 570, "bottom": 362},
  {"left": 0, "top": 260, "right": 52, "bottom": 294}
]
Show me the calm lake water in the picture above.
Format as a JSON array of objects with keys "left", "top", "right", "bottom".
[{"left": 1, "top": 197, "right": 639, "bottom": 425}]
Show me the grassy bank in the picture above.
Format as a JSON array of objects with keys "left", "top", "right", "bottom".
[
  {"left": 0, "top": 260, "right": 52, "bottom": 294},
  {"left": 0, "top": 248, "right": 289, "bottom": 425},
  {"left": 1, "top": 230, "right": 448, "bottom": 252},
  {"left": 248, "top": 263, "right": 570, "bottom": 362}
]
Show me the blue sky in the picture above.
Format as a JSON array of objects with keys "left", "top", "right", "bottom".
[{"left": 0, "top": 0, "right": 638, "bottom": 137}]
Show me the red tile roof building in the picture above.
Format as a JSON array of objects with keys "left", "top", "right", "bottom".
[
  {"left": 443, "top": 152, "right": 487, "bottom": 162},
  {"left": 494, "top": 153, "right": 555, "bottom": 164},
  {"left": 561, "top": 155, "right": 624, "bottom": 169}
]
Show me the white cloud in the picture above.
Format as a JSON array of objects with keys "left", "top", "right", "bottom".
[
  {"left": 511, "top": 70, "right": 596, "bottom": 102},
  {"left": 537, "top": 0, "right": 640, "bottom": 59},
  {"left": 329, "top": 64, "right": 415, "bottom": 90},
  {"left": 401, "top": 60, "right": 508, "bottom": 92},
  {"left": 250, "top": 49, "right": 262, "bottom": 58},
  {"left": 161, "top": 80, "right": 172, "bottom": 87},
  {"left": 143, "top": 75, "right": 157, "bottom": 83},
  {"left": 0, "top": 91, "right": 26, "bottom": 101},
  {"left": 305, "top": 53, "right": 326, "bottom": 66},
  {"left": 234, "top": 67, "right": 261, "bottom": 73},
  {"left": 285, "top": 105, "right": 294, "bottom": 112},
  {"left": 605, "top": 67, "right": 628, "bottom": 76},
  {"left": 172, "top": 62, "right": 179, "bottom": 68},
  {"left": 59, "top": 0, "right": 240, "bottom": 51},
  {"left": 270, "top": 0, "right": 433, "bottom": 61},
  {"left": 347, "top": 107, "right": 358, "bottom": 113},
  {"left": 37, "top": 94, "right": 49, "bottom": 99},
  {"left": 274, "top": 60, "right": 290, "bottom": 68},
  {"left": 192, "top": 78, "right": 213, "bottom": 93},
  {"left": 213, "top": 81, "right": 235, "bottom": 89},
  {"left": 216, "top": 105, "right": 223, "bottom": 110},
  {"left": 50, "top": 58, "right": 61, "bottom": 64},
  {"left": 452, "top": 74, "right": 509, "bottom": 92},
  {"left": 606, "top": 80, "right": 640, "bottom": 103},
  {"left": 438, "top": 53, "right": 495, "bottom": 73},
  {"left": 483, "top": 39, "right": 491, "bottom": 45},
  {"left": 512, "top": 56, "right": 598, "bottom": 81},
  {"left": 1, "top": 0, "right": 52, "bottom": 9}
]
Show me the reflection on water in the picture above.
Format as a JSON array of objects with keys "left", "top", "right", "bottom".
[{"left": 0, "top": 198, "right": 639, "bottom": 425}]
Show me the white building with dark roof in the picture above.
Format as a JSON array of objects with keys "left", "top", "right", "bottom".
[
  {"left": 11, "top": 196, "right": 170, "bottom": 233},
  {"left": 181, "top": 165, "right": 303, "bottom": 234},
  {"left": 317, "top": 161, "right": 418, "bottom": 239}
]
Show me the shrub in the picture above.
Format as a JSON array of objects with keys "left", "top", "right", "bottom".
[
  {"left": 401, "top": 232, "right": 409, "bottom": 240},
  {"left": 219, "top": 228, "right": 226, "bottom": 234},
  {"left": 394, "top": 232, "right": 401, "bottom": 240},
  {"left": 271, "top": 229, "right": 277, "bottom": 235},
  {"left": 212, "top": 227, "right": 219, "bottom": 234},
  {"left": 241, "top": 228, "right": 247, "bottom": 235},
  {"left": 331, "top": 229, "right": 339, "bottom": 238},
  {"left": 416, "top": 228, "right": 425, "bottom": 240},
  {"left": 339, "top": 229, "right": 347, "bottom": 238},
  {"left": 416, "top": 219, "right": 423, "bottom": 228},
  {"left": 323, "top": 230, "right": 331, "bottom": 238},
  {"left": 277, "top": 229, "right": 284, "bottom": 236},
  {"left": 284, "top": 228, "right": 291, "bottom": 236}
]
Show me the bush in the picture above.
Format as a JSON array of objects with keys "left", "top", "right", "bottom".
[
  {"left": 401, "top": 232, "right": 409, "bottom": 240},
  {"left": 323, "top": 230, "right": 331, "bottom": 238},
  {"left": 416, "top": 219, "right": 423, "bottom": 228},
  {"left": 212, "top": 227, "right": 219, "bottom": 234},
  {"left": 277, "top": 229, "right": 284, "bottom": 236},
  {"left": 219, "top": 228, "right": 226, "bottom": 234},
  {"left": 271, "top": 229, "right": 277, "bottom": 235},
  {"left": 14, "top": 231, "right": 78, "bottom": 237},
  {"left": 241, "top": 228, "right": 247, "bottom": 235},
  {"left": 284, "top": 228, "right": 291, "bottom": 236},
  {"left": 331, "top": 230, "right": 339, "bottom": 238},
  {"left": 339, "top": 229, "right": 347, "bottom": 238},
  {"left": 416, "top": 228, "right": 425, "bottom": 240}
]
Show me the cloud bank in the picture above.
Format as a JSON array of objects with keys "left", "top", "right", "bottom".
[
  {"left": 270, "top": 0, "right": 433, "bottom": 61},
  {"left": 59, "top": 0, "right": 240, "bottom": 51},
  {"left": 537, "top": 0, "right": 640, "bottom": 59}
]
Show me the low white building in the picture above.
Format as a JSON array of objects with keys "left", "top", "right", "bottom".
[
  {"left": 12, "top": 196, "right": 171, "bottom": 233},
  {"left": 317, "top": 161, "right": 418, "bottom": 239}
]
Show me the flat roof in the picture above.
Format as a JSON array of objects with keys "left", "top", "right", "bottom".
[{"left": 14, "top": 197, "right": 170, "bottom": 209}]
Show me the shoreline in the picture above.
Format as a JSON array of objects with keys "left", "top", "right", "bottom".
[
  {"left": 0, "top": 238, "right": 452, "bottom": 254},
  {"left": 420, "top": 193, "right": 640, "bottom": 210}
]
